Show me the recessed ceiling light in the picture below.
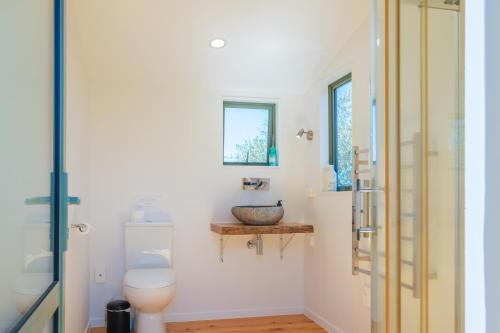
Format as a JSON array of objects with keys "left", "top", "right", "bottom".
[{"left": 210, "top": 38, "right": 226, "bottom": 49}]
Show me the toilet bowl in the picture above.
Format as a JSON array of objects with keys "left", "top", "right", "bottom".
[
  {"left": 123, "top": 222, "right": 176, "bottom": 333},
  {"left": 124, "top": 268, "right": 176, "bottom": 333},
  {"left": 14, "top": 272, "right": 52, "bottom": 314}
]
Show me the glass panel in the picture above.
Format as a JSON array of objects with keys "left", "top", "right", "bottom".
[
  {"left": 399, "top": 1, "right": 423, "bottom": 331},
  {"left": 399, "top": 0, "right": 463, "bottom": 332},
  {"left": 223, "top": 103, "right": 272, "bottom": 165},
  {"left": 371, "top": 0, "right": 463, "bottom": 331},
  {"left": 334, "top": 81, "right": 353, "bottom": 190},
  {"left": 427, "top": 4, "right": 462, "bottom": 333},
  {"left": 370, "top": 0, "right": 388, "bottom": 331},
  {"left": 0, "top": 0, "right": 54, "bottom": 331}
]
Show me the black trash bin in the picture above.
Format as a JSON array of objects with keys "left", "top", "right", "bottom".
[{"left": 106, "top": 300, "right": 130, "bottom": 333}]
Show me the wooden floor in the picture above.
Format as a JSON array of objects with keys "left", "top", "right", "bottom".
[{"left": 91, "top": 314, "right": 326, "bottom": 332}]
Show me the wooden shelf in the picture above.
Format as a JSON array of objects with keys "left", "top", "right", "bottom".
[
  {"left": 211, "top": 222, "right": 314, "bottom": 262},
  {"left": 210, "top": 222, "right": 314, "bottom": 235}
]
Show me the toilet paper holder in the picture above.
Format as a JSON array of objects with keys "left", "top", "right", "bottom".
[{"left": 71, "top": 223, "right": 94, "bottom": 234}]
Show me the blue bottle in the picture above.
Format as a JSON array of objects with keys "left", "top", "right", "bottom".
[{"left": 269, "top": 146, "right": 278, "bottom": 166}]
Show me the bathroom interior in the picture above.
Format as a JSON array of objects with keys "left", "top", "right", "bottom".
[{"left": 1, "top": 0, "right": 465, "bottom": 332}]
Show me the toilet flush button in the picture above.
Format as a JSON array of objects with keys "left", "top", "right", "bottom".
[{"left": 95, "top": 264, "right": 106, "bottom": 284}]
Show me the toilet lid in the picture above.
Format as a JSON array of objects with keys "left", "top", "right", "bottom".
[{"left": 124, "top": 268, "right": 175, "bottom": 289}]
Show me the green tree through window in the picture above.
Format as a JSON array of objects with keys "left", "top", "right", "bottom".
[
  {"left": 223, "top": 102, "right": 276, "bottom": 166},
  {"left": 329, "top": 74, "right": 353, "bottom": 191}
]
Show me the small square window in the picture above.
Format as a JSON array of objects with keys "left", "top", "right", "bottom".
[
  {"left": 223, "top": 101, "right": 276, "bottom": 166},
  {"left": 329, "top": 74, "right": 353, "bottom": 191}
]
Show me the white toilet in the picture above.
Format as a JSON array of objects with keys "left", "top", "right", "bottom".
[
  {"left": 123, "top": 222, "right": 176, "bottom": 333},
  {"left": 12, "top": 223, "right": 53, "bottom": 333},
  {"left": 14, "top": 223, "right": 53, "bottom": 315},
  {"left": 14, "top": 272, "right": 53, "bottom": 314}
]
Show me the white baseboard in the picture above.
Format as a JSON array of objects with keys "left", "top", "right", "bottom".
[
  {"left": 89, "top": 318, "right": 105, "bottom": 328},
  {"left": 83, "top": 321, "right": 90, "bottom": 333},
  {"left": 165, "top": 306, "right": 304, "bottom": 322},
  {"left": 304, "top": 308, "right": 345, "bottom": 333},
  {"left": 89, "top": 306, "right": 303, "bottom": 328}
]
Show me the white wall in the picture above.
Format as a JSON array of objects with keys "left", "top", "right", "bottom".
[
  {"left": 65, "top": 1, "right": 91, "bottom": 332},
  {"left": 464, "top": 0, "right": 486, "bottom": 332},
  {"left": 87, "top": 80, "right": 307, "bottom": 325},
  {"left": 302, "top": 19, "right": 371, "bottom": 333},
  {"left": 484, "top": 0, "right": 500, "bottom": 332}
]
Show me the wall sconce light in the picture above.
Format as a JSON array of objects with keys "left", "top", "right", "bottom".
[{"left": 296, "top": 128, "right": 314, "bottom": 141}]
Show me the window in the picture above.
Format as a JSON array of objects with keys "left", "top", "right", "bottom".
[
  {"left": 223, "top": 101, "right": 276, "bottom": 166},
  {"left": 329, "top": 74, "right": 353, "bottom": 191}
]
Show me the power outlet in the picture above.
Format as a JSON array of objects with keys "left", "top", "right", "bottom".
[{"left": 95, "top": 264, "right": 106, "bottom": 284}]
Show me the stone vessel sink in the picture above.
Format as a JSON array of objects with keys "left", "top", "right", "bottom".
[{"left": 231, "top": 201, "right": 284, "bottom": 226}]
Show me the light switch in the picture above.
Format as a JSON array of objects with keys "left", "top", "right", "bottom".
[{"left": 95, "top": 264, "right": 106, "bottom": 284}]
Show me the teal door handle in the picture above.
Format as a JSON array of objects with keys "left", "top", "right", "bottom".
[
  {"left": 25, "top": 196, "right": 51, "bottom": 205},
  {"left": 28, "top": 173, "right": 78, "bottom": 253},
  {"left": 67, "top": 196, "right": 81, "bottom": 205},
  {"left": 25, "top": 196, "right": 81, "bottom": 205}
]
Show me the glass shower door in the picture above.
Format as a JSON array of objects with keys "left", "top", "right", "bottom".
[
  {"left": 399, "top": 1, "right": 463, "bottom": 332},
  {"left": 0, "top": 1, "right": 68, "bottom": 332},
  {"left": 368, "top": 0, "right": 464, "bottom": 332}
]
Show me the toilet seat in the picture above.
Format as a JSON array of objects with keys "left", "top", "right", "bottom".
[{"left": 124, "top": 268, "right": 175, "bottom": 289}]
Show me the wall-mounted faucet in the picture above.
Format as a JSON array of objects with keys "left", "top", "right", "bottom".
[{"left": 241, "top": 178, "right": 270, "bottom": 191}]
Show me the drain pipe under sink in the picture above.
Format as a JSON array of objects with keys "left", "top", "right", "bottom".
[{"left": 247, "top": 234, "right": 263, "bottom": 255}]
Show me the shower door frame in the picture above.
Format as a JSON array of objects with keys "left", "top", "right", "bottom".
[{"left": 8, "top": 1, "right": 67, "bottom": 332}]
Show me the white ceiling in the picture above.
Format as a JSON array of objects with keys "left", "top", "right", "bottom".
[{"left": 71, "top": 0, "right": 370, "bottom": 94}]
